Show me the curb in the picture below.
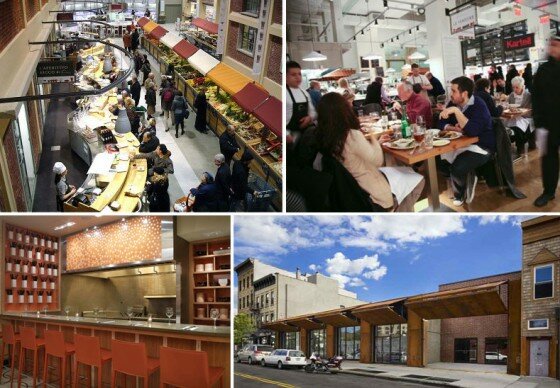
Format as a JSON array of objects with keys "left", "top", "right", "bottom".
[{"left": 339, "top": 369, "right": 461, "bottom": 387}]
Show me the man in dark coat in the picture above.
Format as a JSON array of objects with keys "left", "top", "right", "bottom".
[
  {"left": 533, "top": 38, "right": 560, "bottom": 207},
  {"left": 364, "top": 77, "right": 383, "bottom": 105},
  {"left": 219, "top": 125, "right": 240, "bottom": 165},
  {"left": 214, "top": 153, "right": 231, "bottom": 211},
  {"left": 231, "top": 151, "right": 255, "bottom": 211},
  {"left": 194, "top": 87, "right": 208, "bottom": 133},
  {"left": 139, "top": 131, "right": 159, "bottom": 153},
  {"left": 131, "top": 28, "right": 140, "bottom": 51},
  {"left": 505, "top": 64, "right": 519, "bottom": 95},
  {"left": 426, "top": 72, "right": 446, "bottom": 98},
  {"left": 129, "top": 75, "right": 141, "bottom": 108}
]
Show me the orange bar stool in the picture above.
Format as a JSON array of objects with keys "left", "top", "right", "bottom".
[
  {"left": 111, "top": 340, "right": 159, "bottom": 388},
  {"left": 159, "top": 347, "right": 224, "bottom": 388},
  {"left": 18, "top": 326, "right": 45, "bottom": 388},
  {"left": 73, "top": 334, "right": 112, "bottom": 388},
  {"left": 1, "top": 323, "right": 21, "bottom": 384},
  {"left": 43, "top": 330, "right": 75, "bottom": 387}
]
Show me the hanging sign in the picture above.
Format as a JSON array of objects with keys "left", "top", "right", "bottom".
[
  {"left": 450, "top": 5, "right": 477, "bottom": 35},
  {"left": 36, "top": 61, "right": 75, "bottom": 84},
  {"left": 503, "top": 33, "right": 535, "bottom": 51}
]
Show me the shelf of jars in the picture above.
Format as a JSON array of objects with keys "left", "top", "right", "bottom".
[
  {"left": 191, "top": 240, "right": 230, "bottom": 327},
  {"left": 4, "top": 225, "right": 61, "bottom": 312},
  {"left": 141, "top": 37, "right": 282, "bottom": 208}
]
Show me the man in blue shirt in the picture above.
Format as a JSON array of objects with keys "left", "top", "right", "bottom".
[
  {"left": 439, "top": 76, "right": 495, "bottom": 206},
  {"left": 306, "top": 80, "right": 322, "bottom": 109}
]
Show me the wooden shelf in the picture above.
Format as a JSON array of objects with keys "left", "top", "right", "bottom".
[
  {"left": 193, "top": 302, "right": 229, "bottom": 305},
  {"left": 193, "top": 269, "right": 230, "bottom": 274},
  {"left": 194, "top": 317, "right": 230, "bottom": 322},
  {"left": 144, "top": 295, "right": 176, "bottom": 299},
  {"left": 193, "top": 253, "right": 231, "bottom": 259},
  {"left": 193, "top": 286, "right": 229, "bottom": 289}
]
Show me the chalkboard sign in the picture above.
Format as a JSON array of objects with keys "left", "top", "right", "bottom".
[{"left": 36, "top": 61, "right": 75, "bottom": 84}]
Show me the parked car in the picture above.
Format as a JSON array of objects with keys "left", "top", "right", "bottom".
[
  {"left": 485, "top": 351, "right": 508, "bottom": 361},
  {"left": 236, "top": 344, "right": 274, "bottom": 365},
  {"left": 262, "top": 349, "right": 307, "bottom": 369}
]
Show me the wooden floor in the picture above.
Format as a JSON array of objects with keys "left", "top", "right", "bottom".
[{"left": 418, "top": 148, "right": 560, "bottom": 212}]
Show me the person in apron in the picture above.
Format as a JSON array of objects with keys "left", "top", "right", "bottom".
[
  {"left": 286, "top": 61, "right": 317, "bottom": 134},
  {"left": 53, "top": 162, "right": 77, "bottom": 212}
]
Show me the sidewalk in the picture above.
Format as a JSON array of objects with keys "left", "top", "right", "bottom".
[{"left": 339, "top": 361, "right": 537, "bottom": 387}]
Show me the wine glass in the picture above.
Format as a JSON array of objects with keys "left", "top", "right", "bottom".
[
  {"left": 126, "top": 306, "right": 134, "bottom": 325},
  {"left": 210, "top": 308, "right": 219, "bottom": 329},
  {"left": 416, "top": 115, "right": 425, "bottom": 129},
  {"left": 166, "top": 307, "right": 174, "bottom": 325},
  {"left": 64, "top": 306, "right": 71, "bottom": 320},
  {"left": 413, "top": 124, "right": 426, "bottom": 147}
]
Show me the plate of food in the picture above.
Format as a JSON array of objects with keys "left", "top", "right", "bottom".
[
  {"left": 433, "top": 139, "right": 451, "bottom": 147},
  {"left": 384, "top": 138, "right": 415, "bottom": 150},
  {"left": 436, "top": 130, "right": 462, "bottom": 140}
]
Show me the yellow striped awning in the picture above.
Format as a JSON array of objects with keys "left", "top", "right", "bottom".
[
  {"left": 143, "top": 20, "right": 158, "bottom": 34},
  {"left": 207, "top": 63, "right": 252, "bottom": 96}
]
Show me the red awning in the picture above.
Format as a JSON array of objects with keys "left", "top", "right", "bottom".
[
  {"left": 137, "top": 17, "right": 150, "bottom": 27},
  {"left": 192, "top": 18, "right": 219, "bottom": 35},
  {"left": 313, "top": 68, "right": 356, "bottom": 81},
  {"left": 232, "top": 83, "right": 270, "bottom": 113},
  {"left": 253, "top": 97, "right": 282, "bottom": 138},
  {"left": 149, "top": 25, "right": 168, "bottom": 40},
  {"left": 173, "top": 40, "right": 198, "bottom": 59}
]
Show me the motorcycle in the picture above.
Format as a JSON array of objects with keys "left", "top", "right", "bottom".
[{"left": 304, "top": 353, "right": 343, "bottom": 374}]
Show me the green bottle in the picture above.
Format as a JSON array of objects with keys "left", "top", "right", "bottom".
[{"left": 401, "top": 104, "right": 411, "bottom": 138}]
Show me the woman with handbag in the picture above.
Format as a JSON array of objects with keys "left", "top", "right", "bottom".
[{"left": 171, "top": 91, "right": 189, "bottom": 138}]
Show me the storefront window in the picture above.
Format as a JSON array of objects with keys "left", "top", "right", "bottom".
[
  {"left": 309, "top": 329, "right": 326, "bottom": 358},
  {"left": 237, "top": 25, "right": 257, "bottom": 56},
  {"left": 242, "top": 0, "right": 260, "bottom": 16},
  {"left": 374, "top": 324, "right": 407, "bottom": 364},
  {"left": 454, "top": 338, "right": 478, "bottom": 363},
  {"left": 337, "top": 326, "right": 361, "bottom": 360},
  {"left": 284, "top": 332, "right": 300, "bottom": 350}
]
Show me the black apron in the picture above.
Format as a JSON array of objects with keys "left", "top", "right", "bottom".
[{"left": 287, "top": 87, "right": 310, "bottom": 132}]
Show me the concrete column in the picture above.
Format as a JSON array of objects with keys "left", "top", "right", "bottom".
[
  {"left": 407, "top": 309, "right": 424, "bottom": 367},
  {"left": 330, "top": 0, "right": 344, "bottom": 43},
  {"left": 360, "top": 320, "right": 372, "bottom": 363},
  {"left": 326, "top": 325, "right": 335, "bottom": 357}
]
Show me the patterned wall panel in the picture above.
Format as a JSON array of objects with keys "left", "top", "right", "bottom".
[{"left": 66, "top": 217, "right": 162, "bottom": 271}]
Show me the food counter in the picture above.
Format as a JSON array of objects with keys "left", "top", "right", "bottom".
[
  {"left": 141, "top": 37, "right": 282, "bottom": 209},
  {"left": 1, "top": 313, "right": 230, "bottom": 387}
]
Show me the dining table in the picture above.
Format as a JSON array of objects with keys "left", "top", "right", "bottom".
[{"left": 382, "top": 135, "right": 479, "bottom": 211}]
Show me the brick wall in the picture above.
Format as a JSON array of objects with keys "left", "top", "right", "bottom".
[
  {"left": 0, "top": 0, "right": 25, "bottom": 53},
  {"left": 521, "top": 237, "right": 560, "bottom": 339},
  {"left": 226, "top": 21, "right": 254, "bottom": 69},
  {"left": 266, "top": 35, "right": 281, "bottom": 84},
  {"left": 272, "top": 0, "right": 281, "bottom": 24},
  {"left": 26, "top": 84, "right": 42, "bottom": 170},
  {"left": 439, "top": 272, "right": 521, "bottom": 363},
  {"left": 3, "top": 126, "right": 27, "bottom": 212},
  {"left": 25, "top": 0, "right": 40, "bottom": 22},
  {"left": 42, "top": 0, "right": 48, "bottom": 6},
  {"left": 230, "top": 0, "right": 243, "bottom": 13}
]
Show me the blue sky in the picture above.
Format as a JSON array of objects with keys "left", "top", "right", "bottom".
[{"left": 234, "top": 215, "right": 528, "bottom": 304}]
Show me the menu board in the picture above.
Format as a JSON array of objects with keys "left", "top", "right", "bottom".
[{"left": 442, "top": 35, "right": 464, "bottom": 84}]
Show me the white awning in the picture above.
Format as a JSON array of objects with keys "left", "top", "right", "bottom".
[
  {"left": 160, "top": 32, "right": 183, "bottom": 49},
  {"left": 187, "top": 50, "right": 220, "bottom": 75}
]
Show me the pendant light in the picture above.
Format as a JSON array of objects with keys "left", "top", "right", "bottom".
[
  {"left": 408, "top": 14, "right": 426, "bottom": 61},
  {"left": 302, "top": 0, "right": 327, "bottom": 62},
  {"left": 362, "top": 0, "right": 381, "bottom": 61}
]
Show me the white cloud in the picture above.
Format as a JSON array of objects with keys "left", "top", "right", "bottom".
[
  {"left": 309, "top": 264, "right": 321, "bottom": 272},
  {"left": 324, "top": 252, "right": 388, "bottom": 287},
  {"left": 362, "top": 287, "right": 369, "bottom": 291},
  {"left": 363, "top": 266, "right": 387, "bottom": 280},
  {"left": 410, "top": 254, "right": 421, "bottom": 264},
  {"left": 477, "top": 215, "right": 530, "bottom": 226}
]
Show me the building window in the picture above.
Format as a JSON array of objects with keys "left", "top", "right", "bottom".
[
  {"left": 271, "top": 312, "right": 274, "bottom": 321},
  {"left": 375, "top": 324, "right": 407, "bottom": 364},
  {"left": 241, "top": 0, "right": 260, "bottom": 16},
  {"left": 309, "top": 329, "right": 327, "bottom": 358},
  {"left": 528, "top": 319, "right": 549, "bottom": 330},
  {"left": 265, "top": 292, "right": 270, "bottom": 306},
  {"left": 237, "top": 24, "right": 257, "bottom": 56},
  {"left": 238, "top": 280, "right": 241, "bottom": 290},
  {"left": 534, "top": 264, "right": 553, "bottom": 299},
  {"left": 239, "top": 298, "right": 242, "bottom": 309},
  {"left": 338, "top": 326, "right": 361, "bottom": 360},
  {"left": 284, "top": 332, "right": 300, "bottom": 350},
  {"left": 271, "top": 291, "right": 274, "bottom": 305}
]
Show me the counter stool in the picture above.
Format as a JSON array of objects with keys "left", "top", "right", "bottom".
[
  {"left": 18, "top": 326, "right": 45, "bottom": 388},
  {"left": 159, "top": 347, "right": 223, "bottom": 388},
  {"left": 111, "top": 340, "right": 159, "bottom": 388},
  {"left": 43, "top": 330, "right": 75, "bottom": 387},
  {"left": 1, "top": 324, "right": 21, "bottom": 384},
  {"left": 73, "top": 334, "right": 112, "bottom": 388}
]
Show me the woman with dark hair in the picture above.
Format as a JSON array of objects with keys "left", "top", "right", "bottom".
[
  {"left": 146, "top": 167, "right": 170, "bottom": 212},
  {"left": 474, "top": 78, "right": 503, "bottom": 118},
  {"left": 522, "top": 63, "right": 533, "bottom": 92},
  {"left": 314, "top": 92, "right": 424, "bottom": 211}
]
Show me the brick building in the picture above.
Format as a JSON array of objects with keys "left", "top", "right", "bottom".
[
  {"left": 222, "top": 0, "right": 282, "bottom": 99},
  {"left": 439, "top": 271, "right": 521, "bottom": 365},
  {"left": 0, "top": 0, "right": 57, "bottom": 211}
]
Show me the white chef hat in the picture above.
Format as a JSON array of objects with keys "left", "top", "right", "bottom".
[{"left": 53, "top": 162, "right": 67, "bottom": 175}]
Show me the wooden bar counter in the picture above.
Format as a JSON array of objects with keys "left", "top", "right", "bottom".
[{"left": 1, "top": 313, "right": 230, "bottom": 387}]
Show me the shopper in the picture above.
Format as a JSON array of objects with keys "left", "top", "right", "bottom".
[
  {"left": 140, "top": 56, "right": 151, "bottom": 85},
  {"left": 533, "top": 37, "right": 560, "bottom": 207},
  {"left": 131, "top": 28, "right": 140, "bottom": 52},
  {"left": 146, "top": 167, "right": 170, "bottom": 212},
  {"left": 133, "top": 144, "right": 174, "bottom": 176},
  {"left": 336, "top": 77, "right": 355, "bottom": 106},
  {"left": 171, "top": 90, "right": 188, "bottom": 138},
  {"left": 364, "top": 77, "right": 383, "bottom": 105},
  {"left": 426, "top": 72, "right": 446, "bottom": 99},
  {"left": 139, "top": 131, "right": 160, "bottom": 153},
  {"left": 306, "top": 81, "right": 322, "bottom": 109},
  {"left": 122, "top": 31, "right": 132, "bottom": 52},
  {"left": 286, "top": 61, "right": 316, "bottom": 134},
  {"left": 124, "top": 97, "right": 140, "bottom": 136},
  {"left": 505, "top": 64, "right": 519, "bottom": 95},
  {"left": 144, "top": 81, "right": 157, "bottom": 116},
  {"left": 129, "top": 75, "right": 141, "bottom": 108},
  {"left": 214, "top": 154, "right": 232, "bottom": 211},
  {"left": 53, "top": 162, "right": 77, "bottom": 212},
  {"left": 219, "top": 125, "right": 240, "bottom": 165},
  {"left": 522, "top": 63, "right": 533, "bottom": 92},
  {"left": 474, "top": 78, "right": 503, "bottom": 118},
  {"left": 231, "top": 151, "right": 255, "bottom": 211},
  {"left": 133, "top": 50, "right": 143, "bottom": 77},
  {"left": 161, "top": 82, "right": 176, "bottom": 131},
  {"left": 194, "top": 87, "right": 208, "bottom": 133},
  {"left": 190, "top": 172, "right": 218, "bottom": 212},
  {"left": 506, "top": 76, "right": 533, "bottom": 154}
]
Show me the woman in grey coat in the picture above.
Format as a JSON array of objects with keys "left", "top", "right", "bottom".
[
  {"left": 506, "top": 76, "right": 533, "bottom": 154},
  {"left": 171, "top": 91, "right": 189, "bottom": 138}
]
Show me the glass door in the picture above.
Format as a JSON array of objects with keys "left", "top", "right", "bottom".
[{"left": 454, "top": 338, "right": 478, "bottom": 363}]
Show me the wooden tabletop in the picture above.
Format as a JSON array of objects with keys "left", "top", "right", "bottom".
[
  {"left": 382, "top": 136, "right": 479, "bottom": 165},
  {"left": 501, "top": 108, "right": 532, "bottom": 119}
]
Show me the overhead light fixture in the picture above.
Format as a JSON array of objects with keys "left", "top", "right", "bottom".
[
  {"left": 361, "top": 30, "right": 364, "bottom": 35},
  {"left": 381, "top": 43, "right": 384, "bottom": 48},
  {"left": 409, "top": 51, "right": 426, "bottom": 60},
  {"left": 363, "top": 53, "right": 383, "bottom": 60},
  {"left": 386, "top": 67, "right": 396, "bottom": 73},
  {"left": 302, "top": 51, "right": 328, "bottom": 61},
  {"left": 417, "top": 7, "right": 425, "bottom": 15},
  {"left": 416, "top": 26, "right": 419, "bottom": 31},
  {"left": 409, "top": 29, "right": 412, "bottom": 35},
  {"left": 374, "top": 19, "right": 378, "bottom": 25},
  {"left": 383, "top": 0, "right": 388, "bottom": 9},
  {"left": 396, "top": 35, "right": 399, "bottom": 41},
  {"left": 54, "top": 222, "right": 76, "bottom": 231},
  {"left": 391, "top": 38, "right": 394, "bottom": 42}
]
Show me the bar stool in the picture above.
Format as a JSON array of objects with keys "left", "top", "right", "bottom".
[
  {"left": 111, "top": 340, "right": 159, "bottom": 388},
  {"left": 18, "top": 326, "right": 45, "bottom": 388},
  {"left": 73, "top": 334, "right": 112, "bottom": 388},
  {"left": 159, "top": 347, "right": 224, "bottom": 388},
  {"left": 1, "top": 324, "right": 21, "bottom": 384},
  {"left": 43, "top": 330, "right": 75, "bottom": 387}
]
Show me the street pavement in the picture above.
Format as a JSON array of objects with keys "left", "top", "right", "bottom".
[{"left": 234, "top": 362, "right": 429, "bottom": 388}]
